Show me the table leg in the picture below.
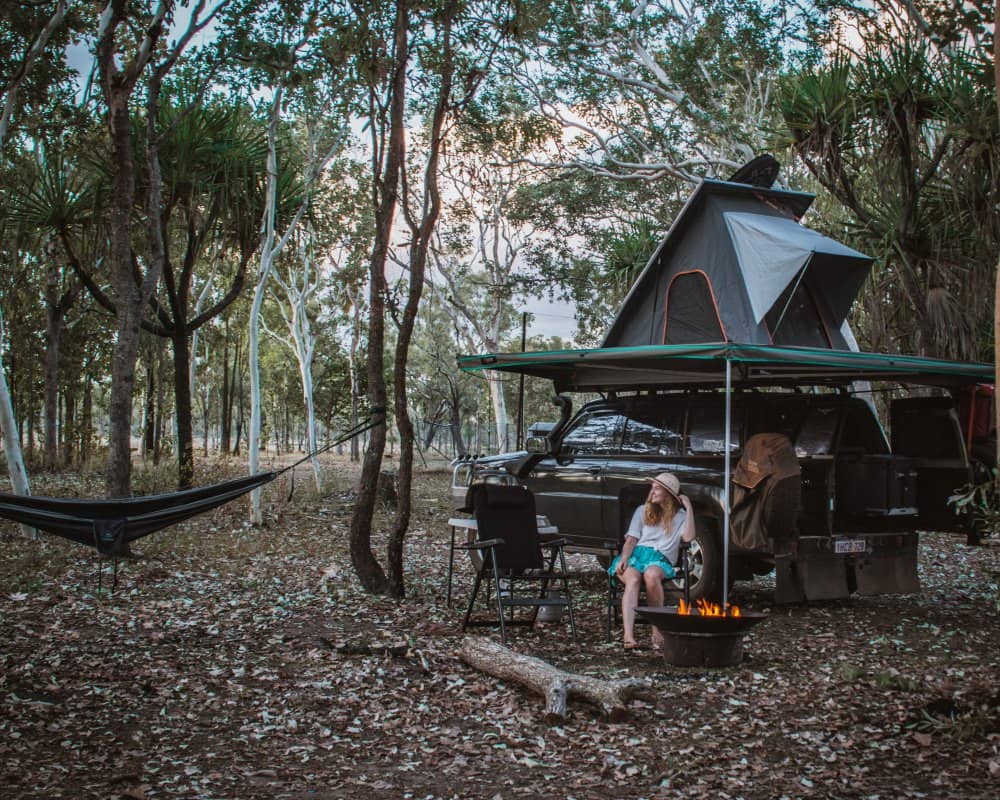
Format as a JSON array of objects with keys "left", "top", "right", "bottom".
[{"left": 446, "top": 525, "right": 457, "bottom": 607}]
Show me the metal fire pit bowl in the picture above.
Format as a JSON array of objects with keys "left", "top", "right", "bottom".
[{"left": 635, "top": 606, "right": 769, "bottom": 668}]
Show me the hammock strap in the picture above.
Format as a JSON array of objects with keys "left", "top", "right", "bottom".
[{"left": 275, "top": 410, "right": 385, "bottom": 477}]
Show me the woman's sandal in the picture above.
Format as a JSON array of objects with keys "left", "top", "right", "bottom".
[{"left": 623, "top": 641, "right": 643, "bottom": 651}]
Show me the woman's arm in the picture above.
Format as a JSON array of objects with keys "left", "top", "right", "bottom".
[
  {"left": 678, "top": 494, "right": 696, "bottom": 541},
  {"left": 615, "top": 535, "right": 639, "bottom": 576}
]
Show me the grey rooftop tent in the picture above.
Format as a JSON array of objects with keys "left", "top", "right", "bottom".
[{"left": 602, "top": 179, "right": 872, "bottom": 351}]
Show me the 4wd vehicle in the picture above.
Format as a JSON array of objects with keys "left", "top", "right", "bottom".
[{"left": 457, "top": 388, "right": 975, "bottom": 603}]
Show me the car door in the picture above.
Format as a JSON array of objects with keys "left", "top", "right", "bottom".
[
  {"left": 528, "top": 408, "right": 623, "bottom": 548},
  {"left": 890, "top": 397, "right": 971, "bottom": 532}
]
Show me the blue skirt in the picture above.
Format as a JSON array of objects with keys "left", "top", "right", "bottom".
[{"left": 608, "top": 545, "right": 676, "bottom": 583}]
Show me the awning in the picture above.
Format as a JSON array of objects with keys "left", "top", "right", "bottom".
[{"left": 457, "top": 343, "right": 994, "bottom": 393}]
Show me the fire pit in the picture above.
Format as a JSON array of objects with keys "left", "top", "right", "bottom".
[{"left": 635, "top": 601, "right": 768, "bottom": 667}]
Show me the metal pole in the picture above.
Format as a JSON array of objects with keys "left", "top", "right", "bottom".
[
  {"left": 516, "top": 313, "right": 527, "bottom": 449},
  {"left": 723, "top": 359, "right": 732, "bottom": 609}
]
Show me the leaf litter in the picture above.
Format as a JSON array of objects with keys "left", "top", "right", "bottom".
[{"left": 0, "top": 460, "right": 998, "bottom": 799}]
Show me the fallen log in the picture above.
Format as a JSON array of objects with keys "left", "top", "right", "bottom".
[{"left": 459, "top": 636, "right": 649, "bottom": 722}]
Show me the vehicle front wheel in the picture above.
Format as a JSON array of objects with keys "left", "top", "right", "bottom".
[{"left": 665, "top": 517, "right": 723, "bottom": 604}]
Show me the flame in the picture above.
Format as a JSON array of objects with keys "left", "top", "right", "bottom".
[{"left": 676, "top": 598, "right": 741, "bottom": 617}]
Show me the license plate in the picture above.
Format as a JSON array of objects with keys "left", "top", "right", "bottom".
[{"left": 834, "top": 538, "right": 866, "bottom": 554}]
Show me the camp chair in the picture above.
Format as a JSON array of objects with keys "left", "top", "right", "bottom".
[
  {"left": 457, "top": 484, "right": 578, "bottom": 644},
  {"left": 606, "top": 484, "right": 691, "bottom": 640}
]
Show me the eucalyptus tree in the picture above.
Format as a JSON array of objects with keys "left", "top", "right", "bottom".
[
  {"left": 510, "top": 0, "right": 821, "bottom": 182},
  {"left": 262, "top": 227, "right": 326, "bottom": 489},
  {"left": 347, "top": 0, "right": 532, "bottom": 597},
  {"left": 775, "top": 5, "right": 999, "bottom": 360},
  {"left": 427, "top": 114, "right": 549, "bottom": 450},
  {"left": 225, "top": 0, "right": 351, "bottom": 522},
  {"left": 262, "top": 155, "right": 370, "bottom": 489},
  {"left": 406, "top": 292, "right": 476, "bottom": 458}
]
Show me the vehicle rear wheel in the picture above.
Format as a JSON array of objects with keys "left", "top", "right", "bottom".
[{"left": 664, "top": 517, "right": 722, "bottom": 603}]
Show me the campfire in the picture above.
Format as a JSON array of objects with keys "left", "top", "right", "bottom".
[
  {"left": 635, "top": 601, "right": 767, "bottom": 667},
  {"left": 677, "top": 598, "right": 741, "bottom": 617}
]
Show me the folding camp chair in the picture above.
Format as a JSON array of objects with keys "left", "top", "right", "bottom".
[
  {"left": 607, "top": 484, "right": 691, "bottom": 639},
  {"left": 457, "top": 484, "right": 578, "bottom": 644}
]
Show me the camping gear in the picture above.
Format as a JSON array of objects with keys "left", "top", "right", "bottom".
[
  {"left": 0, "top": 413, "right": 383, "bottom": 557},
  {"left": 457, "top": 484, "right": 578, "bottom": 644},
  {"left": 602, "top": 179, "right": 872, "bottom": 351}
]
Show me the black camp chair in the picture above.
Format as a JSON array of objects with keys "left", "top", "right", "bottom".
[
  {"left": 457, "top": 484, "right": 578, "bottom": 644},
  {"left": 607, "top": 484, "right": 691, "bottom": 640}
]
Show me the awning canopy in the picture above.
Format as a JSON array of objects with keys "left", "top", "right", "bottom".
[{"left": 457, "top": 343, "right": 994, "bottom": 393}]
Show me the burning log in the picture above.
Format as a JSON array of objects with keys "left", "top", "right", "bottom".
[{"left": 459, "top": 637, "right": 649, "bottom": 723}]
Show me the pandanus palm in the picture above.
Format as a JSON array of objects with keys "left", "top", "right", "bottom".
[{"left": 776, "top": 33, "right": 999, "bottom": 361}]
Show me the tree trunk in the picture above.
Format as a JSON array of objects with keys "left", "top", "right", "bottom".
[
  {"left": 43, "top": 236, "right": 73, "bottom": 470},
  {"left": 80, "top": 371, "right": 92, "bottom": 466},
  {"left": 172, "top": 329, "right": 195, "bottom": 488},
  {"left": 349, "top": 0, "right": 409, "bottom": 596},
  {"left": 62, "top": 387, "right": 75, "bottom": 465},
  {"left": 348, "top": 285, "right": 363, "bottom": 462},
  {"left": 459, "top": 637, "right": 649, "bottom": 722},
  {"left": 248, "top": 271, "right": 266, "bottom": 521},
  {"left": 386, "top": 4, "right": 457, "bottom": 597},
  {"left": 0, "top": 309, "right": 34, "bottom": 538},
  {"left": 449, "top": 393, "right": 466, "bottom": 457},
  {"left": 105, "top": 94, "right": 142, "bottom": 498},
  {"left": 486, "top": 370, "right": 509, "bottom": 453},
  {"left": 994, "top": 26, "right": 999, "bottom": 477},
  {"left": 142, "top": 354, "right": 155, "bottom": 458}
]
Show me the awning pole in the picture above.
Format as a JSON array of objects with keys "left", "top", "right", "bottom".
[{"left": 723, "top": 358, "right": 732, "bottom": 609}]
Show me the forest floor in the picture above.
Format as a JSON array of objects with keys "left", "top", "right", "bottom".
[{"left": 1, "top": 455, "right": 999, "bottom": 800}]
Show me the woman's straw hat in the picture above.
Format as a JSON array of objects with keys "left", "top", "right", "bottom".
[{"left": 647, "top": 472, "right": 681, "bottom": 502}]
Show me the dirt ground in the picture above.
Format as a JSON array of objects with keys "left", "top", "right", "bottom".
[{"left": 1, "top": 457, "right": 998, "bottom": 800}]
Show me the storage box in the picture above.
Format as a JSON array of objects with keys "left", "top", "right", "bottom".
[{"left": 836, "top": 454, "right": 917, "bottom": 516}]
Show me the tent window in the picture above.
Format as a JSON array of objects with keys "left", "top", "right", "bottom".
[
  {"left": 765, "top": 278, "right": 831, "bottom": 347},
  {"left": 663, "top": 271, "right": 726, "bottom": 344}
]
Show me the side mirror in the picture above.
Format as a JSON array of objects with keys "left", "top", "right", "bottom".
[{"left": 525, "top": 436, "right": 549, "bottom": 454}]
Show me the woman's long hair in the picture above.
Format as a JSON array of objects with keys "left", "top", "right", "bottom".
[{"left": 643, "top": 491, "right": 679, "bottom": 528}]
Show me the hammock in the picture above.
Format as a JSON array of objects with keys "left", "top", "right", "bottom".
[
  {"left": 0, "top": 471, "right": 278, "bottom": 556},
  {"left": 0, "top": 413, "right": 382, "bottom": 557}
]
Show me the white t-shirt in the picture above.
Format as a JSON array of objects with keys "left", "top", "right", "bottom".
[{"left": 625, "top": 505, "right": 688, "bottom": 565}]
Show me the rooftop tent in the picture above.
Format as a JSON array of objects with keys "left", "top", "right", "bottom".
[{"left": 601, "top": 180, "right": 873, "bottom": 350}]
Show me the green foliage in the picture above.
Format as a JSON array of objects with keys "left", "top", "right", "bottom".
[
  {"left": 948, "top": 470, "right": 1000, "bottom": 539},
  {"left": 775, "top": 15, "right": 999, "bottom": 360}
]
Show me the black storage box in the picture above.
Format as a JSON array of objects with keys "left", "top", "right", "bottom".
[{"left": 836, "top": 454, "right": 918, "bottom": 516}]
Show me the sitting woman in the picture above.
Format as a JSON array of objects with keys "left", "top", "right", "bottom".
[{"left": 608, "top": 472, "right": 695, "bottom": 650}]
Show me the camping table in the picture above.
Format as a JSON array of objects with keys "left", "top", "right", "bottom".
[{"left": 446, "top": 515, "right": 558, "bottom": 607}]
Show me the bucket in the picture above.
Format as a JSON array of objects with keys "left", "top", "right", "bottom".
[{"left": 537, "top": 590, "right": 565, "bottom": 622}]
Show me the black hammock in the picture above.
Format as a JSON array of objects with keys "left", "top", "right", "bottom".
[{"left": 0, "top": 414, "right": 381, "bottom": 557}]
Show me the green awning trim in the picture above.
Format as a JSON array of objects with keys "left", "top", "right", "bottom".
[{"left": 457, "top": 343, "right": 994, "bottom": 392}]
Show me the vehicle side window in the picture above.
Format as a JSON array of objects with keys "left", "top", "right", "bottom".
[
  {"left": 620, "top": 405, "right": 683, "bottom": 455},
  {"left": 795, "top": 406, "right": 839, "bottom": 456},
  {"left": 687, "top": 405, "right": 742, "bottom": 454},
  {"left": 560, "top": 412, "right": 623, "bottom": 456},
  {"left": 840, "top": 402, "right": 889, "bottom": 454}
]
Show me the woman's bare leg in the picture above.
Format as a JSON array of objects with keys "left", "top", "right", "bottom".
[
  {"left": 643, "top": 566, "right": 666, "bottom": 647},
  {"left": 621, "top": 567, "right": 643, "bottom": 646}
]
